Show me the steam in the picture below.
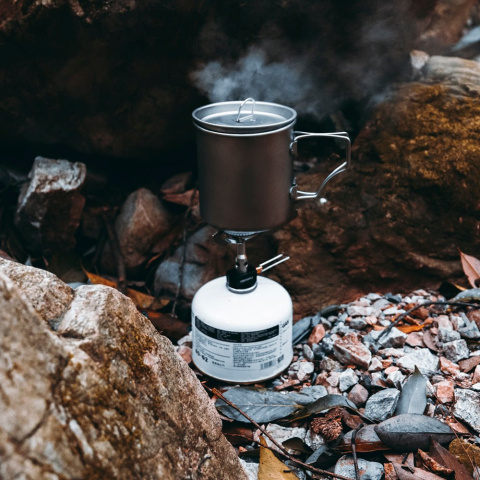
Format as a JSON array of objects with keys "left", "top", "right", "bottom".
[{"left": 191, "top": 47, "right": 330, "bottom": 120}]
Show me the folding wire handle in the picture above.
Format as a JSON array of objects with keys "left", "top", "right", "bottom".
[
  {"left": 289, "top": 131, "right": 351, "bottom": 201},
  {"left": 235, "top": 98, "right": 256, "bottom": 123}
]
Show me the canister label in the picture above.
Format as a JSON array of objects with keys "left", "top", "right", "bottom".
[{"left": 192, "top": 315, "right": 292, "bottom": 381}]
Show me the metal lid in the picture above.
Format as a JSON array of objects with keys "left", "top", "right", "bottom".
[{"left": 192, "top": 98, "right": 297, "bottom": 134}]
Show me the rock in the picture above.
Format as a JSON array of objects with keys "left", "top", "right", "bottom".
[
  {"left": 335, "top": 455, "right": 384, "bottom": 480},
  {"left": 473, "top": 365, "right": 480, "bottom": 384},
  {"left": 348, "top": 305, "right": 374, "bottom": 317},
  {"left": 154, "top": 226, "right": 229, "bottom": 300},
  {"left": 436, "top": 315, "right": 453, "bottom": 330},
  {"left": 437, "top": 327, "right": 461, "bottom": 344},
  {"left": 406, "top": 332, "right": 424, "bottom": 347},
  {"left": 364, "top": 389, "right": 400, "bottom": 422},
  {"left": 176, "top": 345, "right": 193, "bottom": 364},
  {"left": 0, "top": 258, "right": 74, "bottom": 322},
  {"left": 386, "top": 370, "right": 405, "bottom": 389},
  {"left": 0, "top": 261, "right": 245, "bottom": 479},
  {"left": 239, "top": 460, "right": 258, "bottom": 480},
  {"left": 442, "top": 340, "right": 470, "bottom": 363},
  {"left": 339, "top": 368, "right": 358, "bottom": 392},
  {"left": 396, "top": 348, "right": 440, "bottom": 374},
  {"left": 14, "top": 157, "right": 86, "bottom": 255},
  {"left": 371, "top": 327, "right": 407, "bottom": 348},
  {"left": 350, "top": 317, "right": 368, "bottom": 330},
  {"left": 319, "top": 357, "right": 343, "bottom": 372},
  {"left": 454, "top": 389, "right": 480, "bottom": 432},
  {"left": 347, "top": 384, "right": 369, "bottom": 407},
  {"left": 308, "top": 323, "right": 326, "bottom": 346},
  {"left": 327, "top": 371, "right": 341, "bottom": 388},
  {"left": 264, "top": 424, "right": 307, "bottom": 454},
  {"left": 369, "top": 357, "right": 383, "bottom": 372},
  {"left": 106, "top": 188, "right": 171, "bottom": 273},
  {"left": 333, "top": 333, "right": 372, "bottom": 370},
  {"left": 439, "top": 356, "right": 461, "bottom": 374},
  {"left": 275, "top": 55, "right": 480, "bottom": 316},
  {"left": 296, "top": 361, "right": 315, "bottom": 382},
  {"left": 303, "top": 343, "right": 315, "bottom": 361},
  {"left": 435, "top": 380, "right": 455, "bottom": 403}
]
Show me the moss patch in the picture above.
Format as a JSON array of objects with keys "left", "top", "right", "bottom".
[{"left": 367, "top": 83, "right": 480, "bottom": 212}]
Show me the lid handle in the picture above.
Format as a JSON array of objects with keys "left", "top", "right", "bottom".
[{"left": 235, "top": 98, "right": 256, "bottom": 123}]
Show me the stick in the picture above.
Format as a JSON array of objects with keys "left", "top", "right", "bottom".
[
  {"left": 205, "top": 385, "right": 354, "bottom": 480},
  {"left": 351, "top": 423, "right": 364, "bottom": 480},
  {"left": 374, "top": 300, "right": 480, "bottom": 351},
  {"left": 102, "top": 212, "right": 127, "bottom": 294}
]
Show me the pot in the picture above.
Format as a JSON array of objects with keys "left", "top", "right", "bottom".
[{"left": 192, "top": 98, "right": 351, "bottom": 234}]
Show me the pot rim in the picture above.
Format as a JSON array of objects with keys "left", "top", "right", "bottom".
[
  {"left": 193, "top": 121, "right": 293, "bottom": 138},
  {"left": 192, "top": 100, "right": 297, "bottom": 134}
]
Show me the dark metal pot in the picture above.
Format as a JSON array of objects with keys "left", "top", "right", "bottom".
[{"left": 192, "top": 98, "right": 351, "bottom": 234}]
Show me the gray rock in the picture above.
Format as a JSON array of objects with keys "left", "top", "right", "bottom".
[
  {"left": 386, "top": 370, "right": 406, "bottom": 389},
  {"left": 347, "top": 305, "right": 373, "bottom": 317},
  {"left": 437, "top": 327, "right": 461, "bottom": 344},
  {"left": 339, "top": 368, "right": 358, "bottom": 392},
  {"left": 350, "top": 317, "right": 368, "bottom": 330},
  {"left": 239, "top": 460, "right": 258, "bottom": 480},
  {"left": 454, "top": 389, "right": 480, "bottom": 432},
  {"left": 335, "top": 455, "right": 384, "bottom": 480},
  {"left": 368, "top": 357, "right": 383, "bottom": 372},
  {"left": 364, "top": 388, "right": 400, "bottom": 422},
  {"left": 15, "top": 157, "right": 86, "bottom": 254},
  {"left": 396, "top": 348, "right": 439, "bottom": 374},
  {"left": 154, "top": 226, "right": 228, "bottom": 300},
  {"left": 303, "top": 343, "right": 315, "bottom": 361},
  {"left": 296, "top": 361, "right": 315, "bottom": 382},
  {"left": 370, "top": 327, "right": 407, "bottom": 348},
  {"left": 0, "top": 262, "right": 245, "bottom": 480},
  {"left": 319, "top": 357, "right": 343, "bottom": 372},
  {"left": 442, "top": 340, "right": 470, "bottom": 363}
]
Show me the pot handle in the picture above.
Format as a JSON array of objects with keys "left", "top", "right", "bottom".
[{"left": 289, "top": 131, "right": 351, "bottom": 201}]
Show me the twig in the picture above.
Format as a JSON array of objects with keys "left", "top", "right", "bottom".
[
  {"left": 204, "top": 385, "right": 354, "bottom": 480},
  {"left": 374, "top": 300, "right": 480, "bottom": 352},
  {"left": 102, "top": 212, "right": 127, "bottom": 293},
  {"left": 351, "top": 423, "right": 364, "bottom": 480},
  {"left": 171, "top": 188, "right": 197, "bottom": 318}
]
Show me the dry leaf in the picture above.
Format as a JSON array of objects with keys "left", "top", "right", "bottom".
[
  {"left": 423, "top": 329, "right": 440, "bottom": 352},
  {"left": 84, "top": 270, "right": 168, "bottom": 310},
  {"left": 459, "top": 250, "right": 480, "bottom": 289},
  {"left": 394, "top": 464, "right": 448, "bottom": 480},
  {"left": 449, "top": 439, "right": 480, "bottom": 476},
  {"left": 386, "top": 463, "right": 400, "bottom": 480},
  {"left": 258, "top": 436, "right": 300, "bottom": 480},
  {"left": 418, "top": 449, "right": 454, "bottom": 476},
  {"left": 430, "top": 440, "right": 473, "bottom": 480}
]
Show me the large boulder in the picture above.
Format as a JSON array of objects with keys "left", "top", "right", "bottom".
[
  {"left": 0, "top": 258, "right": 246, "bottom": 480},
  {"left": 0, "top": 0, "right": 440, "bottom": 163},
  {"left": 271, "top": 54, "right": 480, "bottom": 317}
]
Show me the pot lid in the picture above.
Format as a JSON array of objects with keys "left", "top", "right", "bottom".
[{"left": 192, "top": 98, "right": 297, "bottom": 134}]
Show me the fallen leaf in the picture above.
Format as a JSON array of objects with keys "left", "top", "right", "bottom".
[
  {"left": 258, "top": 436, "right": 300, "bottom": 480},
  {"left": 423, "top": 329, "right": 440, "bottom": 352},
  {"left": 459, "top": 251, "right": 480, "bottom": 289},
  {"left": 282, "top": 437, "right": 313, "bottom": 455},
  {"left": 418, "top": 449, "right": 454, "bottom": 476},
  {"left": 289, "top": 394, "right": 357, "bottom": 422},
  {"left": 305, "top": 444, "right": 341, "bottom": 468},
  {"left": 395, "top": 366, "right": 427, "bottom": 415},
  {"left": 216, "top": 387, "right": 306, "bottom": 423},
  {"left": 394, "top": 463, "right": 447, "bottom": 480},
  {"left": 448, "top": 439, "right": 480, "bottom": 476},
  {"left": 223, "top": 424, "right": 255, "bottom": 445},
  {"left": 385, "top": 462, "right": 399, "bottom": 480},
  {"left": 84, "top": 270, "right": 168, "bottom": 310},
  {"left": 384, "top": 453, "right": 414, "bottom": 469},
  {"left": 430, "top": 440, "right": 473, "bottom": 480},
  {"left": 338, "top": 424, "right": 390, "bottom": 453},
  {"left": 396, "top": 320, "right": 433, "bottom": 334},
  {"left": 145, "top": 311, "right": 190, "bottom": 341},
  {"left": 374, "top": 414, "right": 455, "bottom": 451}
]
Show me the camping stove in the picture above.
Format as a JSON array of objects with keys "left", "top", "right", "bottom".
[{"left": 190, "top": 98, "right": 351, "bottom": 383}]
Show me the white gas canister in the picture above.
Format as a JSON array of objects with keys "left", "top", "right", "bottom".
[{"left": 191, "top": 276, "right": 293, "bottom": 383}]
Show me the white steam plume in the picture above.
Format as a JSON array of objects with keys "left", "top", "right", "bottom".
[{"left": 190, "top": 47, "right": 330, "bottom": 120}]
